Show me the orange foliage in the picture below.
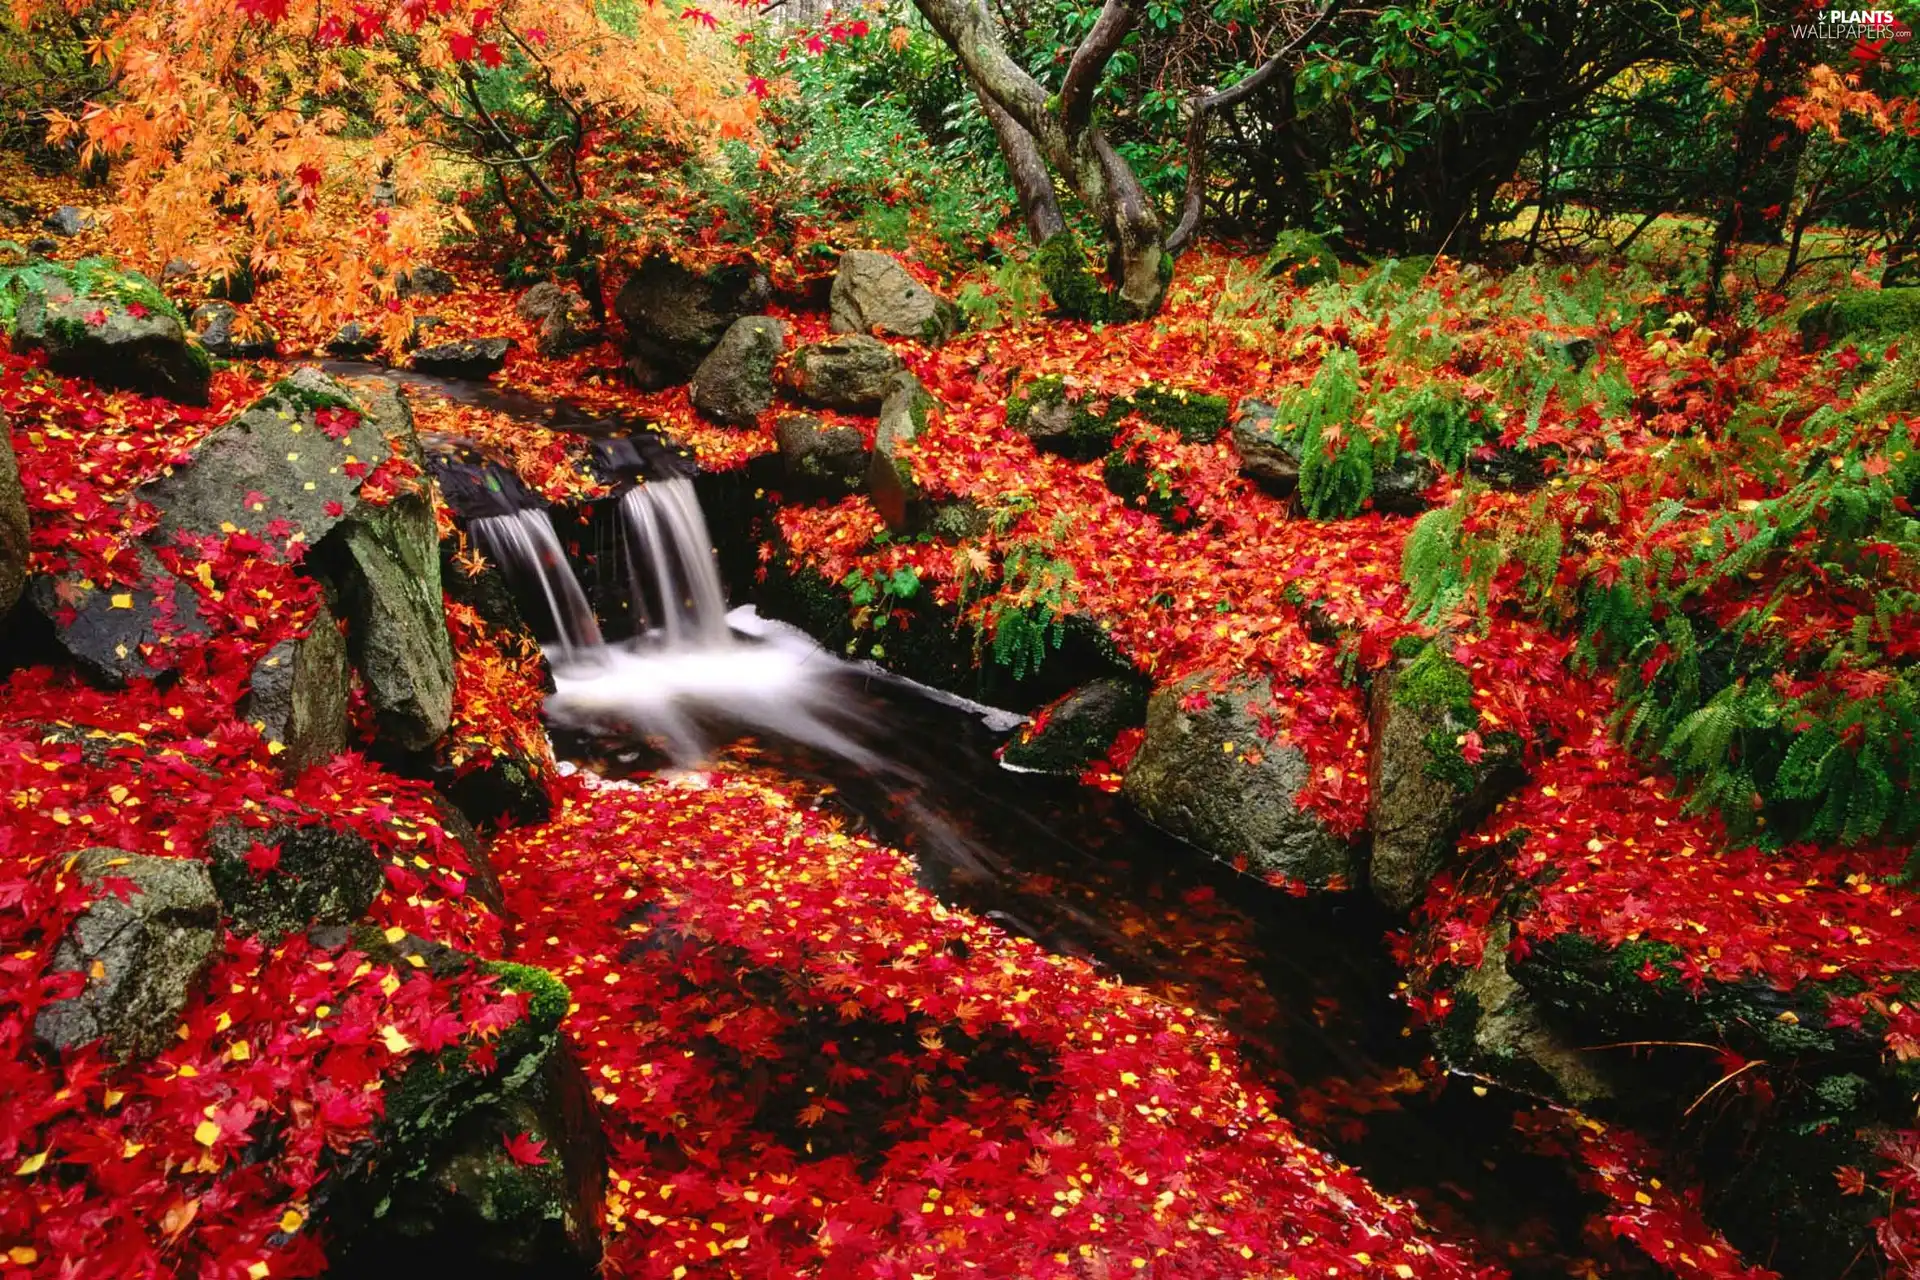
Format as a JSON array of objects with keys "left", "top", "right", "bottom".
[{"left": 32, "top": 0, "right": 757, "bottom": 334}]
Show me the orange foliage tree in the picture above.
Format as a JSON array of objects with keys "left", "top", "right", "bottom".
[{"left": 23, "top": 0, "right": 758, "bottom": 331}]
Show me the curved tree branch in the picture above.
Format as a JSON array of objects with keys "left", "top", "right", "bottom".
[
  {"left": 1059, "top": 0, "right": 1134, "bottom": 138},
  {"left": 974, "top": 80, "right": 1066, "bottom": 242},
  {"left": 1166, "top": 0, "right": 1343, "bottom": 255}
]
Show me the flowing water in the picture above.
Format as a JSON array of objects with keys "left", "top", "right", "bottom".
[{"left": 424, "top": 417, "right": 1657, "bottom": 1276}]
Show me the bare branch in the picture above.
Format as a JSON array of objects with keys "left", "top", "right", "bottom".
[{"left": 1059, "top": 0, "right": 1133, "bottom": 138}]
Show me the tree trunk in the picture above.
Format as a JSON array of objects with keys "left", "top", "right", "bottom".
[
  {"left": 975, "top": 82, "right": 1065, "bottom": 244},
  {"left": 918, "top": 0, "right": 1169, "bottom": 317},
  {"left": 1706, "top": 21, "right": 1814, "bottom": 314}
]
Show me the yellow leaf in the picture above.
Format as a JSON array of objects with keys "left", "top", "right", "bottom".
[
  {"left": 380, "top": 1025, "right": 413, "bottom": 1054},
  {"left": 109, "top": 593, "right": 133, "bottom": 609},
  {"left": 194, "top": 1120, "right": 221, "bottom": 1147},
  {"left": 14, "top": 1150, "right": 48, "bottom": 1175}
]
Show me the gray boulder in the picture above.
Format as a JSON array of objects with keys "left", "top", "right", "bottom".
[
  {"left": 11, "top": 274, "right": 211, "bottom": 404},
  {"left": 34, "top": 848, "right": 219, "bottom": 1059},
  {"left": 324, "top": 486, "right": 454, "bottom": 750},
  {"left": 690, "top": 315, "right": 786, "bottom": 426},
  {"left": 613, "top": 254, "right": 770, "bottom": 388},
  {"left": 1001, "top": 678, "right": 1148, "bottom": 775},
  {"left": 787, "top": 335, "right": 903, "bottom": 411},
  {"left": 867, "top": 371, "right": 936, "bottom": 532},
  {"left": 1228, "top": 399, "right": 1299, "bottom": 494},
  {"left": 411, "top": 337, "right": 511, "bottom": 380},
  {"left": 136, "top": 367, "right": 411, "bottom": 548},
  {"left": 41, "top": 206, "right": 93, "bottom": 237},
  {"left": 328, "top": 321, "right": 383, "bottom": 358},
  {"left": 244, "top": 610, "right": 349, "bottom": 774},
  {"left": 30, "top": 545, "right": 207, "bottom": 684},
  {"left": 775, "top": 414, "right": 868, "bottom": 499},
  {"left": 1453, "top": 920, "right": 1615, "bottom": 1105},
  {"left": 207, "top": 821, "right": 381, "bottom": 940},
  {"left": 515, "top": 282, "right": 595, "bottom": 357},
  {"left": 0, "top": 409, "right": 27, "bottom": 616},
  {"left": 1122, "top": 672, "right": 1357, "bottom": 887},
  {"left": 829, "top": 250, "right": 961, "bottom": 345}
]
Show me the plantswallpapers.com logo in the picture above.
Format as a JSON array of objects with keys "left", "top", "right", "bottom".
[{"left": 1791, "top": 8, "right": 1914, "bottom": 42}]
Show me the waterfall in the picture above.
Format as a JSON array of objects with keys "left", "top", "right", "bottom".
[
  {"left": 618, "top": 478, "right": 729, "bottom": 648},
  {"left": 469, "top": 507, "right": 604, "bottom": 652}
]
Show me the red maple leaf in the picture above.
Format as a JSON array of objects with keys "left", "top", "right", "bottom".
[{"left": 502, "top": 1132, "right": 548, "bottom": 1166}]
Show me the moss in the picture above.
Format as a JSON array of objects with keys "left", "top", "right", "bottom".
[
  {"left": 486, "top": 961, "right": 571, "bottom": 1034},
  {"left": 1128, "top": 383, "right": 1230, "bottom": 444},
  {"left": 1035, "top": 232, "right": 1110, "bottom": 322},
  {"left": 1266, "top": 230, "right": 1340, "bottom": 287},
  {"left": 1393, "top": 641, "right": 1476, "bottom": 790},
  {"left": 1798, "top": 287, "right": 1920, "bottom": 347},
  {"left": 272, "top": 374, "right": 363, "bottom": 416}
]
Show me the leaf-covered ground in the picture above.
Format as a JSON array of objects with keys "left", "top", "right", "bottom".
[{"left": 4, "top": 165, "right": 1909, "bottom": 1276}]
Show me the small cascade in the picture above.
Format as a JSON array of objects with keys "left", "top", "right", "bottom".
[
  {"left": 618, "top": 477, "right": 729, "bottom": 647},
  {"left": 469, "top": 507, "right": 605, "bottom": 652}
]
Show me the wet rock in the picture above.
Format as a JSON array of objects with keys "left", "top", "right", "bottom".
[
  {"left": 324, "top": 486, "right": 455, "bottom": 751},
  {"left": 1229, "top": 399, "right": 1299, "bottom": 494},
  {"left": 207, "top": 820, "right": 382, "bottom": 940},
  {"left": 1122, "top": 671, "right": 1357, "bottom": 887},
  {"left": 411, "top": 337, "right": 511, "bottom": 380},
  {"left": 34, "top": 848, "right": 219, "bottom": 1060},
  {"left": 775, "top": 413, "right": 868, "bottom": 499},
  {"left": 30, "top": 545, "right": 207, "bottom": 684},
  {"left": 136, "top": 367, "right": 412, "bottom": 548},
  {"left": 866, "top": 371, "right": 936, "bottom": 533},
  {"left": 0, "top": 201, "right": 24, "bottom": 230},
  {"left": 426, "top": 790, "right": 507, "bottom": 914},
  {"left": 1371, "top": 452, "right": 1440, "bottom": 515},
  {"left": 445, "top": 754, "right": 553, "bottom": 830},
  {"left": 207, "top": 261, "right": 256, "bottom": 304},
  {"left": 27, "top": 237, "right": 57, "bottom": 256},
  {"left": 786, "top": 335, "right": 903, "bottom": 411},
  {"left": 1001, "top": 678, "right": 1148, "bottom": 775},
  {"left": 397, "top": 266, "right": 457, "bottom": 299},
  {"left": 516, "top": 282, "right": 595, "bottom": 357},
  {"left": 41, "top": 206, "right": 94, "bottom": 237},
  {"left": 690, "top": 315, "right": 786, "bottom": 427},
  {"left": 613, "top": 254, "right": 770, "bottom": 389},
  {"left": 244, "top": 610, "right": 350, "bottom": 774},
  {"left": 1128, "top": 384, "right": 1231, "bottom": 444},
  {"left": 161, "top": 257, "right": 197, "bottom": 284},
  {"left": 10, "top": 266, "right": 211, "bottom": 404},
  {"left": 0, "top": 409, "right": 27, "bottom": 617},
  {"left": 1466, "top": 445, "right": 1550, "bottom": 491},
  {"left": 829, "top": 249, "right": 960, "bottom": 345}
]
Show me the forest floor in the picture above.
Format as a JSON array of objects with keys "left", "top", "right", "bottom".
[{"left": 1, "top": 164, "right": 1912, "bottom": 1280}]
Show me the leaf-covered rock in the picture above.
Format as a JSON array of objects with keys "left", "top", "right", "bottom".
[
  {"left": 690, "top": 315, "right": 786, "bottom": 426},
  {"left": 33, "top": 848, "right": 219, "bottom": 1060},
  {"left": 829, "top": 249, "right": 961, "bottom": 345},
  {"left": 1228, "top": 399, "right": 1300, "bottom": 494},
  {"left": 206, "top": 820, "right": 383, "bottom": 940},
  {"left": 786, "top": 334, "right": 904, "bottom": 411},
  {"left": 1122, "top": 672, "right": 1357, "bottom": 887},
  {"left": 1001, "top": 678, "right": 1148, "bottom": 775},
  {"left": 1267, "top": 230, "right": 1340, "bottom": 287},
  {"left": 516, "top": 282, "right": 596, "bottom": 357}
]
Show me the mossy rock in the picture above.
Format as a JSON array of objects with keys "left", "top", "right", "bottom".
[
  {"left": 1368, "top": 255, "right": 1435, "bottom": 290},
  {"left": 1798, "top": 287, "right": 1920, "bottom": 349},
  {"left": 8, "top": 258, "right": 210, "bottom": 403},
  {"left": 1006, "top": 374, "right": 1116, "bottom": 461},
  {"left": 1266, "top": 231, "right": 1340, "bottom": 287},
  {"left": 1127, "top": 383, "right": 1229, "bottom": 444},
  {"left": 1001, "top": 677, "right": 1148, "bottom": 775},
  {"left": 207, "top": 820, "right": 381, "bottom": 940},
  {"left": 324, "top": 952, "right": 602, "bottom": 1275}
]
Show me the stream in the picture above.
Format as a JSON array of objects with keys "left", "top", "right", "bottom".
[{"left": 402, "top": 370, "right": 1659, "bottom": 1277}]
